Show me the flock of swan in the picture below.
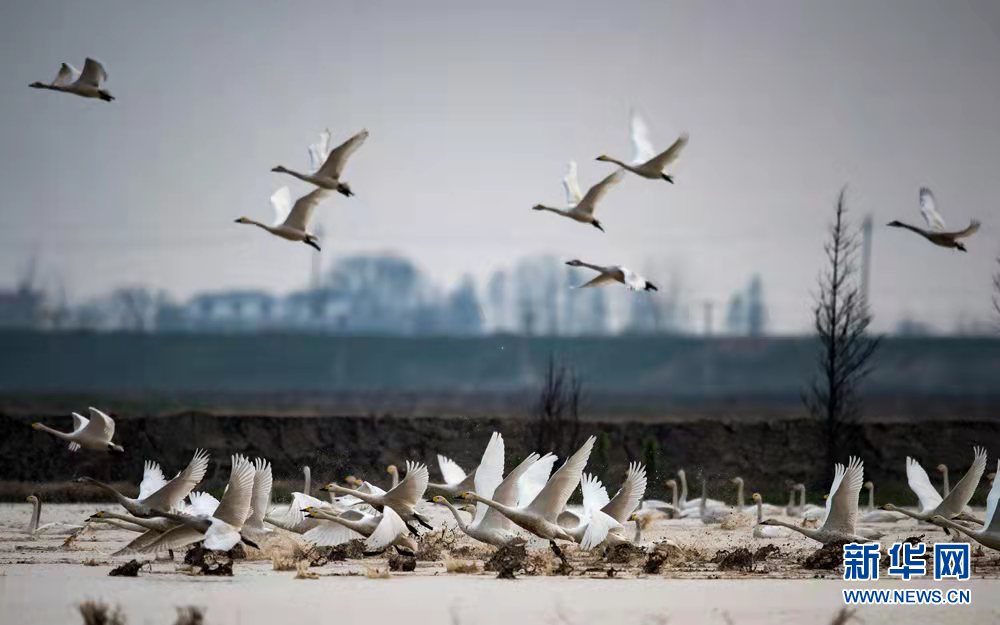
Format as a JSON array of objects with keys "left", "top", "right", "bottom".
[{"left": 25, "top": 406, "right": 1000, "bottom": 563}]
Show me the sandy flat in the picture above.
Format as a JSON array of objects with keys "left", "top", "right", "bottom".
[{"left": 1, "top": 503, "right": 997, "bottom": 625}]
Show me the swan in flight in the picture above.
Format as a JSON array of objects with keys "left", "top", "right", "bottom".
[
  {"left": 24, "top": 495, "right": 84, "bottom": 536},
  {"left": 595, "top": 111, "right": 688, "bottom": 183},
  {"left": 242, "top": 458, "right": 274, "bottom": 539},
  {"left": 887, "top": 188, "right": 980, "bottom": 252},
  {"left": 235, "top": 187, "right": 331, "bottom": 251},
  {"left": 932, "top": 460, "right": 1000, "bottom": 551},
  {"left": 32, "top": 407, "right": 124, "bottom": 453},
  {"left": 322, "top": 461, "right": 432, "bottom": 532},
  {"left": 30, "top": 58, "right": 114, "bottom": 102},
  {"left": 460, "top": 435, "right": 596, "bottom": 549},
  {"left": 141, "top": 455, "right": 259, "bottom": 553},
  {"left": 76, "top": 449, "right": 210, "bottom": 518},
  {"left": 883, "top": 448, "right": 988, "bottom": 524},
  {"left": 303, "top": 506, "right": 416, "bottom": 554},
  {"left": 859, "top": 481, "right": 906, "bottom": 524},
  {"left": 760, "top": 457, "right": 872, "bottom": 544},
  {"left": 425, "top": 453, "right": 478, "bottom": 501},
  {"left": 752, "top": 493, "right": 788, "bottom": 538},
  {"left": 272, "top": 129, "right": 368, "bottom": 197},
  {"left": 532, "top": 166, "right": 623, "bottom": 232},
  {"left": 565, "top": 260, "right": 658, "bottom": 292},
  {"left": 560, "top": 462, "right": 647, "bottom": 549}
]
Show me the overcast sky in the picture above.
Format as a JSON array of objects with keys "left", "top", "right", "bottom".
[{"left": 1, "top": 0, "right": 999, "bottom": 333}]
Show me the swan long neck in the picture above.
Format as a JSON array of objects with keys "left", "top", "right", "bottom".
[
  {"left": 84, "top": 479, "right": 133, "bottom": 508},
  {"left": 99, "top": 512, "right": 163, "bottom": 531},
  {"left": 633, "top": 520, "right": 641, "bottom": 544},
  {"left": 390, "top": 471, "right": 399, "bottom": 489},
  {"left": 767, "top": 519, "right": 819, "bottom": 541},
  {"left": 603, "top": 157, "right": 630, "bottom": 169},
  {"left": 303, "top": 466, "right": 311, "bottom": 495},
  {"left": 735, "top": 480, "right": 744, "bottom": 509},
  {"left": 438, "top": 499, "right": 469, "bottom": 532},
  {"left": 669, "top": 482, "right": 677, "bottom": 508},
  {"left": 467, "top": 494, "right": 520, "bottom": 522},
  {"left": 799, "top": 485, "right": 806, "bottom": 508},
  {"left": 678, "top": 471, "right": 688, "bottom": 505},
  {"left": 700, "top": 479, "right": 707, "bottom": 512},
  {"left": 884, "top": 505, "right": 923, "bottom": 522},
  {"left": 327, "top": 484, "right": 378, "bottom": 507},
  {"left": 29, "top": 498, "right": 41, "bottom": 532},
  {"left": 787, "top": 489, "right": 796, "bottom": 508},
  {"left": 756, "top": 501, "right": 763, "bottom": 524},
  {"left": 866, "top": 486, "right": 874, "bottom": 512},
  {"left": 892, "top": 222, "right": 929, "bottom": 237},
  {"left": 33, "top": 423, "right": 69, "bottom": 439},
  {"left": 935, "top": 517, "right": 977, "bottom": 539},
  {"left": 941, "top": 468, "right": 950, "bottom": 497}
]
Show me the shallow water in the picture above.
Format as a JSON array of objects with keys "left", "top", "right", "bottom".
[{"left": 1, "top": 503, "right": 997, "bottom": 624}]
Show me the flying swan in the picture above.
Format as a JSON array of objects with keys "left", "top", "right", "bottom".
[
  {"left": 595, "top": 111, "right": 687, "bottom": 183},
  {"left": 30, "top": 58, "right": 113, "bottom": 102},
  {"left": 272, "top": 129, "right": 368, "bottom": 197},
  {"left": 887, "top": 188, "right": 980, "bottom": 252},
  {"left": 532, "top": 165, "right": 624, "bottom": 232},
  {"left": 235, "top": 187, "right": 332, "bottom": 251},
  {"left": 32, "top": 407, "right": 124, "bottom": 453},
  {"left": 565, "top": 260, "right": 657, "bottom": 292}
]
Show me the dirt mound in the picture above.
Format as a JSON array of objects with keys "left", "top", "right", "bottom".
[
  {"left": 803, "top": 542, "right": 847, "bottom": 570},
  {"left": 183, "top": 544, "right": 236, "bottom": 576},
  {"left": 388, "top": 551, "right": 416, "bottom": 572},
  {"left": 713, "top": 545, "right": 779, "bottom": 572},
  {"left": 485, "top": 542, "right": 529, "bottom": 579},
  {"left": 643, "top": 540, "right": 692, "bottom": 574},
  {"left": 108, "top": 559, "right": 143, "bottom": 577},
  {"left": 604, "top": 542, "right": 646, "bottom": 565}
]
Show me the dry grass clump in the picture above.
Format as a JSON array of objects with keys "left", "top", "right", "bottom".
[
  {"left": 719, "top": 512, "right": 753, "bottom": 530},
  {"left": 416, "top": 529, "right": 458, "bottom": 561},
  {"left": 78, "top": 601, "right": 127, "bottom": 625},
  {"left": 271, "top": 550, "right": 298, "bottom": 571},
  {"left": 443, "top": 555, "right": 479, "bottom": 574},
  {"left": 364, "top": 566, "right": 391, "bottom": 579},
  {"left": 294, "top": 560, "right": 319, "bottom": 580},
  {"left": 172, "top": 607, "right": 205, "bottom": 625}
]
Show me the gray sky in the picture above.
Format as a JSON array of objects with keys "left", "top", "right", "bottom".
[{"left": 1, "top": 0, "right": 999, "bottom": 333}]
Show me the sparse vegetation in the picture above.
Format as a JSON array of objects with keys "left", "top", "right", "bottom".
[
  {"left": 532, "top": 355, "right": 582, "bottom": 460},
  {"left": 294, "top": 560, "right": 319, "bottom": 579},
  {"left": 78, "top": 601, "right": 126, "bottom": 625},
  {"left": 443, "top": 555, "right": 479, "bottom": 573},
  {"left": 364, "top": 566, "right": 391, "bottom": 579},
  {"left": 172, "top": 607, "right": 205, "bottom": 625}
]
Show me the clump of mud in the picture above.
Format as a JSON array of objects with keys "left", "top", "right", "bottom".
[
  {"left": 604, "top": 542, "right": 646, "bottom": 565},
  {"left": 388, "top": 551, "right": 416, "bottom": 572},
  {"left": 803, "top": 542, "right": 848, "bottom": 570},
  {"left": 416, "top": 529, "right": 457, "bottom": 561},
  {"left": 485, "top": 542, "right": 529, "bottom": 579},
  {"left": 78, "top": 600, "right": 126, "bottom": 625},
  {"left": 643, "top": 540, "right": 692, "bottom": 574},
  {"left": 108, "top": 559, "right": 144, "bottom": 577},
  {"left": 713, "top": 545, "right": 779, "bottom": 572},
  {"left": 183, "top": 545, "right": 234, "bottom": 576},
  {"left": 308, "top": 540, "right": 366, "bottom": 563}
]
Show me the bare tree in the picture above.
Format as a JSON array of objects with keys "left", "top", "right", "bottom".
[
  {"left": 805, "top": 190, "right": 880, "bottom": 471},
  {"left": 533, "top": 355, "right": 582, "bottom": 459}
]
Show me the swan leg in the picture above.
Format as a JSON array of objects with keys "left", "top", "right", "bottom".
[
  {"left": 415, "top": 515, "right": 434, "bottom": 531},
  {"left": 404, "top": 522, "right": 420, "bottom": 536}
]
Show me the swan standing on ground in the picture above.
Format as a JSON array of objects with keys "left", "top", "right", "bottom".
[
  {"left": 859, "top": 481, "right": 906, "bottom": 523},
  {"left": 142, "top": 455, "right": 259, "bottom": 553},
  {"left": 760, "top": 457, "right": 872, "bottom": 544},
  {"left": 460, "top": 435, "right": 597, "bottom": 550},
  {"left": 272, "top": 129, "right": 368, "bottom": 197},
  {"left": 932, "top": 460, "right": 1000, "bottom": 551},
  {"left": 752, "top": 493, "right": 788, "bottom": 538},
  {"left": 883, "top": 448, "right": 988, "bottom": 524},
  {"left": 32, "top": 407, "right": 124, "bottom": 453},
  {"left": 731, "top": 477, "right": 782, "bottom": 515},
  {"left": 303, "top": 506, "right": 417, "bottom": 554},
  {"left": 532, "top": 166, "right": 623, "bottom": 232},
  {"left": 322, "top": 460, "right": 432, "bottom": 532},
  {"left": 565, "top": 260, "right": 658, "bottom": 291},
  {"left": 24, "top": 495, "right": 83, "bottom": 536},
  {"left": 887, "top": 188, "right": 980, "bottom": 252},
  {"left": 30, "top": 59, "right": 114, "bottom": 102},
  {"left": 235, "top": 187, "right": 331, "bottom": 251},
  {"left": 595, "top": 111, "right": 688, "bottom": 183},
  {"left": 76, "top": 449, "right": 210, "bottom": 518}
]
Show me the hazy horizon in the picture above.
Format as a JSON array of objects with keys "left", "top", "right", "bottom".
[{"left": 2, "top": 0, "right": 999, "bottom": 333}]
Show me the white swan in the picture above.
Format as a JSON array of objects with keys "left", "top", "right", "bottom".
[
  {"left": 303, "top": 506, "right": 416, "bottom": 554},
  {"left": 425, "top": 450, "right": 479, "bottom": 500},
  {"left": 432, "top": 432, "right": 512, "bottom": 546},
  {"left": 142, "top": 455, "right": 259, "bottom": 553},
  {"left": 760, "top": 457, "right": 872, "bottom": 544},
  {"left": 931, "top": 460, "right": 1000, "bottom": 551},
  {"left": 752, "top": 493, "right": 788, "bottom": 538},
  {"left": 883, "top": 447, "right": 988, "bottom": 524},
  {"left": 272, "top": 129, "right": 368, "bottom": 197},
  {"left": 241, "top": 457, "right": 273, "bottom": 538},
  {"left": 859, "top": 481, "right": 906, "bottom": 524},
  {"left": 30, "top": 58, "right": 113, "bottom": 102},
  {"left": 676, "top": 469, "right": 725, "bottom": 510},
  {"left": 235, "top": 187, "right": 331, "bottom": 251},
  {"left": 731, "top": 477, "right": 783, "bottom": 515},
  {"left": 596, "top": 111, "right": 687, "bottom": 183},
  {"left": 532, "top": 166, "right": 623, "bottom": 232},
  {"left": 89, "top": 511, "right": 177, "bottom": 554},
  {"left": 796, "top": 483, "right": 827, "bottom": 522},
  {"left": 32, "top": 407, "right": 124, "bottom": 453},
  {"left": 699, "top": 478, "right": 737, "bottom": 524},
  {"left": 887, "top": 188, "right": 980, "bottom": 252},
  {"left": 322, "top": 460, "right": 432, "bottom": 532},
  {"left": 565, "top": 259, "right": 658, "bottom": 291},
  {"left": 560, "top": 462, "right": 647, "bottom": 549},
  {"left": 76, "top": 449, "right": 210, "bottom": 518},
  {"left": 23, "top": 495, "right": 83, "bottom": 536},
  {"left": 460, "top": 435, "right": 596, "bottom": 547}
]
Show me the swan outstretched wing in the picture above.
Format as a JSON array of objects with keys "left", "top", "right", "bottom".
[
  {"left": 317, "top": 129, "right": 369, "bottom": 178},
  {"left": 577, "top": 272, "right": 617, "bottom": 289},
  {"left": 270, "top": 187, "right": 293, "bottom": 226},
  {"left": 77, "top": 58, "right": 107, "bottom": 88},
  {"left": 562, "top": 161, "right": 583, "bottom": 206},
  {"left": 384, "top": 461, "right": 429, "bottom": 508},
  {"left": 472, "top": 432, "right": 505, "bottom": 526},
  {"left": 283, "top": 188, "right": 332, "bottom": 232},
  {"left": 202, "top": 520, "right": 242, "bottom": 551},
  {"left": 822, "top": 456, "right": 864, "bottom": 534},
  {"left": 603, "top": 462, "right": 648, "bottom": 522},
  {"left": 517, "top": 453, "right": 557, "bottom": 507},
  {"left": 580, "top": 509, "right": 621, "bottom": 550},
  {"left": 644, "top": 134, "right": 689, "bottom": 171},
  {"left": 70, "top": 412, "right": 89, "bottom": 434},
  {"left": 630, "top": 110, "right": 656, "bottom": 164},
  {"left": 984, "top": 460, "right": 1000, "bottom": 533},
  {"left": 142, "top": 524, "right": 206, "bottom": 553},
  {"left": 581, "top": 473, "right": 611, "bottom": 519},
  {"left": 246, "top": 458, "right": 273, "bottom": 529},
  {"left": 620, "top": 268, "right": 650, "bottom": 291},
  {"left": 303, "top": 518, "right": 363, "bottom": 546},
  {"left": 365, "top": 506, "right": 407, "bottom": 551},
  {"left": 82, "top": 407, "right": 115, "bottom": 441},
  {"left": 935, "top": 446, "right": 987, "bottom": 518},
  {"left": 138, "top": 461, "right": 167, "bottom": 501},
  {"left": 141, "top": 449, "right": 211, "bottom": 511},
  {"left": 918, "top": 188, "right": 946, "bottom": 231},
  {"left": 185, "top": 491, "right": 220, "bottom": 517},
  {"left": 213, "top": 455, "right": 256, "bottom": 526},
  {"left": 437, "top": 455, "right": 467, "bottom": 485},
  {"left": 53, "top": 63, "right": 80, "bottom": 86},
  {"left": 906, "top": 457, "right": 943, "bottom": 512},
  {"left": 481, "top": 453, "right": 539, "bottom": 531},
  {"left": 577, "top": 169, "right": 624, "bottom": 215},
  {"left": 526, "top": 436, "right": 596, "bottom": 521},
  {"left": 308, "top": 129, "right": 333, "bottom": 173},
  {"left": 947, "top": 220, "right": 980, "bottom": 239}
]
